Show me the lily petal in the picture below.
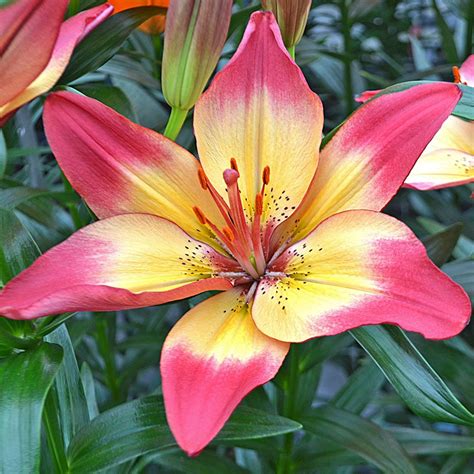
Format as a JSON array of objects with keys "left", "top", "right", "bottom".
[
  {"left": 273, "top": 83, "right": 462, "bottom": 245},
  {"left": 0, "top": 0, "right": 68, "bottom": 108},
  {"left": 43, "top": 91, "right": 226, "bottom": 248},
  {"left": 253, "top": 210, "right": 470, "bottom": 343},
  {"left": 459, "top": 54, "right": 474, "bottom": 85},
  {"left": 194, "top": 11, "right": 323, "bottom": 229},
  {"left": 0, "top": 4, "right": 113, "bottom": 119},
  {"left": 404, "top": 116, "right": 474, "bottom": 190},
  {"left": 161, "top": 288, "right": 289, "bottom": 456},
  {"left": 0, "top": 214, "right": 234, "bottom": 320}
]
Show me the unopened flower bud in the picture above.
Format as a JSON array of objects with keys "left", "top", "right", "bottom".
[
  {"left": 162, "top": 0, "right": 233, "bottom": 112},
  {"left": 261, "top": 0, "right": 311, "bottom": 50}
]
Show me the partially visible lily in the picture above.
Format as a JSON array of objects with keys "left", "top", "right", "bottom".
[
  {"left": 261, "top": 0, "right": 311, "bottom": 56},
  {"left": 108, "top": 0, "right": 169, "bottom": 34},
  {"left": 0, "top": 0, "right": 113, "bottom": 127},
  {"left": 0, "top": 12, "right": 470, "bottom": 457},
  {"left": 161, "top": 0, "right": 233, "bottom": 139},
  {"left": 356, "top": 54, "right": 474, "bottom": 190}
]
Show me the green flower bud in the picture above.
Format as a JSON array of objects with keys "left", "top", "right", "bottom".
[
  {"left": 162, "top": 0, "right": 233, "bottom": 112},
  {"left": 261, "top": 0, "right": 311, "bottom": 50}
]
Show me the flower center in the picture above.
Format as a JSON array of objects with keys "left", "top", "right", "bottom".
[{"left": 193, "top": 159, "right": 275, "bottom": 281}]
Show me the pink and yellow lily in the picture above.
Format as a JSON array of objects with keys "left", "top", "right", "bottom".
[
  {"left": 0, "top": 0, "right": 113, "bottom": 126},
  {"left": 0, "top": 12, "right": 471, "bottom": 456},
  {"left": 357, "top": 55, "right": 474, "bottom": 190}
]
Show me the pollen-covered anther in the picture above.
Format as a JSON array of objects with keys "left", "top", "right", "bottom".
[
  {"left": 230, "top": 157, "right": 239, "bottom": 172},
  {"left": 193, "top": 206, "right": 207, "bottom": 225},
  {"left": 197, "top": 167, "right": 208, "bottom": 190},
  {"left": 262, "top": 166, "right": 270, "bottom": 185},
  {"left": 222, "top": 226, "right": 235, "bottom": 242}
]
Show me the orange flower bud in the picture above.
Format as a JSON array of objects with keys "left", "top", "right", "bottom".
[
  {"left": 261, "top": 0, "right": 311, "bottom": 49},
  {"left": 162, "top": 0, "right": 233, "bottom": 111},
  {"left": 108, "top": 0, "right": 170, "bottom": 34}
]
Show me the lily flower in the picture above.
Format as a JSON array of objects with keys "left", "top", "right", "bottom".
[
  {"left": 0, "top": 0, "right": 113, "bottom": 126},
  {"left": 108, "top": 0, "right": 169, "bottom": 34},
  {"left": 0, "top": 12, "right": 470, "bottom": 456},
  {"left": 356, "top": 55, "right": 474, "bottom": 190}
]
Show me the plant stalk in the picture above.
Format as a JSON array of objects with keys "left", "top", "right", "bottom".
[
  {"left": 276, "top": 346, "right": 299, "bottom": 474},
  {"left": 163, "top": 107, "right": 188, "bottom": 141}
]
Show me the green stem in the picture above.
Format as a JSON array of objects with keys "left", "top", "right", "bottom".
[
  {"left": 288, "top": 45, "right": 296, "bottom": 61},
  {"left": 96, "top": 317, "right": 121, "bottom": 404},
  {"left": 43, "top": 389, "right": 68, "bottom": 473},
  {"left": 465, "top": 0, "right": 474, "bottom": 59},
  {"left": 277, "top": 346, "right": 299, "bottom": 474},
  {"left": 163, "top": 107, "right": 188, "bottom": 141},
  {"left": 340, "top": 0, "right": 354, "bottom": 116}
]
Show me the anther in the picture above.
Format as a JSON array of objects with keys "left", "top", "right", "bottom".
[
  {"left": 452, "top": 66, "right": 462, "bottom": 84},
  {"left": 193, "top": 206, "right": 207, "bottom": 225},
  {"left": 262, "top": 166, "right": 270, "bottom": 185},
  {"left": 197, "top": 168, "right": 208, "bottom": 190},
  {"left": 222, "top": 227, "right": 235, "bottom": 242},
  {"left": 230, "top": 158, "right": 239, "bottom": 172}
]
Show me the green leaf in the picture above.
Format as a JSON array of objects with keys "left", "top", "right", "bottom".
[
  {"left": 60, "top": 7, "right": 167, "bottom": 84},
  {"left": 45, "top": 325, "right": 90, "bottom": 447},
  {"left": 216, "top": 405, "right": 302, "bottom": 441},
  {"left": 0, "top": 343, "right": 64, "bottom": 473},
  {"left": 390, "top": 427, "right": 474, "bottom": 455},
  {"left": 299, "top": 333, "right": 353, "bottom": 372},
  {"left": 301, "top": 405, "right": 416, "bottom": 474},
  {"left": 0, "top": 187, "right": 56, "bottom": 211},
  {"left": 333, "top": 360, "right": 386, "bottom": 414},
  {"left": 67, "top": 396, "right": 301, "bottom": 472},
  {"left": 75, "top": 84, "right": 137, "bottom": 121},
  {"left": 423, "top": 222, "right": 463, "bottom": 266},
  {"left": 0, "top": 208, "right": 40, "bottom": 286},
  {"left": 443, "top": 258, "right": 474, "bottom": 301},
  {"left": 67, "top": 396, "right": 172, "bottom": 472},
  {"left": 80, "top": 362, "right": 99, "bottom": 419},
  {"left": 145, "top": 448, "right": 248, "bottom": 474},
  {"left": 352, "top": 326, "right": 474, "bottom": 426}
]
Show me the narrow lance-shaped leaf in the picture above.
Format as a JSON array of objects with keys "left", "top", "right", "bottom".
[
  {"left": 352, "top": 326, "right": 474, "bottom": 426},
  {"left": 66, "top": 395, "right": 301, "bottom": 473},
  {"left": 301, "top": 405, "right": 417, "bottom": 474},
  {"left": 0, "top": 343, "right": 64, "bottom": 473},
  {"left": 60, "top": 7, "right": 167, "bottom": 84}
]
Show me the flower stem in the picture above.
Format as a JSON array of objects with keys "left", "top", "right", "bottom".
[
  {"left": 277, "top": 345, "right": 299, "bottom": 474},
  {"left": 163, "top": 107, "right": 188, "bottom": 141},
  {"left": 288, "top": 45, "right": 296, "bottom": 61},
  {"left": 340, "top": 0, "right": 354, "bottom": 116}
]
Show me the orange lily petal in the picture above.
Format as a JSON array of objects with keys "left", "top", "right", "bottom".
[
  {"left": 0, "top": 0, "right": 68, "bottom": 108},
  {"left": 273, "top": 83, "right": 461, "bottom": 246},
  {"left": 0, "top": 4, "right": 113, "bottom": 119},
  {"left": 194, "top": 11, "right": 323, "bottom": 230},
  {"left": 253, "top": 210, "right": 470, "bottom": 343},
  {"left": 108, "top": 0, "right": 169, "bottom": 34},
  {"left": 161, "top": 288, "right": 289, "bottom": 455},
  {"left": 0, "top": 214, "right": 234, "bottom": 320},
  {"left": 43, "top": 91, "right": 227, "bottom": 248},
  {"left": 404, "top": 116, "right": 474, "bottom": 190}
]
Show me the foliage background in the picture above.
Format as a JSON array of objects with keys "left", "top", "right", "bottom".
[{"left": 0, "top": 0, "right": 473, "bottom": 472}]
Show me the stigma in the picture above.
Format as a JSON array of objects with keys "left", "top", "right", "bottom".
[{"left": 193, "top": 159, "right": 272, "bottom": 280}]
